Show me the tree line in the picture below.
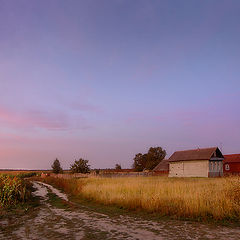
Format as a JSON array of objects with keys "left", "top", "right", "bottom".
[{"left": 52, "top": 146, "right": 166, "bottom": 174}]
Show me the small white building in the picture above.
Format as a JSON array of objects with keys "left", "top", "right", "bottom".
[{"left": 168, "top": 147, "right": 224, "bottom": 178}]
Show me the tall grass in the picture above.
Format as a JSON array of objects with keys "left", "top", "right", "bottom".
[
  {"left": 41, "top": 176, "right": 240, "bottom": 221},
  {"left": 0, "top": 174, "right": 31, "bottom": 208}
]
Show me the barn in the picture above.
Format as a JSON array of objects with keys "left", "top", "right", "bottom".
[
  {"left": 153, "top": 159, "right": 169, "bottom": 175},
  {"left": 223, "top": 154, "right": 240, "bottom": 175},
  {"left": 168, "top": 147, "right": 224, "bottom": 177}
]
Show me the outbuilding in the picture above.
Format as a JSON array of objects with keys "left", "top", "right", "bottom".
[
  {"left": 168, "top": 147, "right": 224, "bottom": 177},
  {"left": 153, "top": 159, "right": 169, "bottom": 176},
  {"left": 223, "top": 154, "right": 240, "bottom": 175}
]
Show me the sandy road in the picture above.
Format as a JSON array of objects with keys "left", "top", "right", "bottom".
[{"left": 0, "top": 181, "right": 240, "bottom": 240}]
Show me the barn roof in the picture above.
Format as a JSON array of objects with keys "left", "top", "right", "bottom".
[
  {"left": 169, "top": 147, "right": 223, "bottom": 162},
  {"left": 224, "top": 154, "right": 240, "bottom": 163},
  {"left": 153, "top": 159, "right": 169, "bottom": 171}
]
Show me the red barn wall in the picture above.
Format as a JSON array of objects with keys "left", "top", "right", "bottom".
[{"left": 223, "top": 162, "right": 240, "bottom": 175}]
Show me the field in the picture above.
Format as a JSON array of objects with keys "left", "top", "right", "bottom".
[
  {"left": 0, "top": 170, "right": 51, "bottom": 176},
  {"left": 1, "top": 175, "right": 240, "bottom": 238},
  {"left": 40, "top": 176, "right": 240, "bottom": 222},
  {"left": 2, "top": 179, "right": 240, "bottom": 239}
]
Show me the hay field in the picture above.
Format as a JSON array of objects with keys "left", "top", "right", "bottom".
[{"left": 41, "top": 176, "right": 240, "bottom": 221}]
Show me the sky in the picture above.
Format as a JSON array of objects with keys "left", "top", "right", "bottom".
[{"left": 0, "top": 0, "right": 240, "bottom": 169}]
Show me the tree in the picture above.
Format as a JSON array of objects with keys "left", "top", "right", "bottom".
[
  {"left": 115, "top": 163, "right": 122, "bottom": 170},
  {"left": 51, "top": 158, "right": 63, "bottom": 174},
  {"left": 70, "top": 158, "right": 90, "bottom": 173},
  {"left": 145, "top": 147, "right": 166, "bottom": 170},
  {"left": 132, "top": 153, "right": 147, "bottom": 172},
  {"left": 132, "top": 147, "right": 166, "bottom": 171}
]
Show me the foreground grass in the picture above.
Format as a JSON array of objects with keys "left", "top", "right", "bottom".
[{"left": 39, "top": 176, "right": 240, "bottom": 222}]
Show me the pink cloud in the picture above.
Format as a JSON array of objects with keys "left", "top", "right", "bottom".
[
  {"left": 0, "top": 105, "right": 90, "bottom": 131},
  {"left": 70, "top": 102, "right": 102, "bottom": 113},
  {"left": 125, "top": 112, "right": 149, "bottom": 124}
]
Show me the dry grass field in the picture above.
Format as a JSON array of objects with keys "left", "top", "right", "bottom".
[{"left": 40, "top": 176, "right": 240, "bottom": 221}]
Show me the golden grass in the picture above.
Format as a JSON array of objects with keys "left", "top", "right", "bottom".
[{"left": 41, "top": 176, "right": 240, "bottom": 221}]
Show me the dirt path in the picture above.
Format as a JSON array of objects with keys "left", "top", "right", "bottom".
[{"left": 0, "top": 181, "right": 240, "bottom": 240}]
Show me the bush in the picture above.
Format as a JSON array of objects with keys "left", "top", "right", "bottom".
[{"left": 115, "top": 164, "right": 122, "bottom": 170}]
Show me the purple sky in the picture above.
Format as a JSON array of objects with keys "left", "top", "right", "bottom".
[{"left": 0, "top": 0, "right": 240, "bottom": 169}]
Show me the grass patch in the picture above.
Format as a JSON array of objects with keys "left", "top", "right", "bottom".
[{"left": 46, "top": 191, "right": 71, "bottom": 210}]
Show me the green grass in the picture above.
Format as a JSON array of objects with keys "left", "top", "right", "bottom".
[{"left": 46, "top": 191, "right": 71, "bottom": 210}]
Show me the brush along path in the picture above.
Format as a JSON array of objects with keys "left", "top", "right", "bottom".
[{"left": 0, "top": 181, "right": 240, "bottom": 240}]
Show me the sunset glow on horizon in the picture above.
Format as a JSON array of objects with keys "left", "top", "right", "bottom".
[{"left": 0, "top": 0, "right": 240, "bottom": 169}]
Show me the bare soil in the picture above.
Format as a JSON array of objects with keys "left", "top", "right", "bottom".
[{"left": 0, "top": 181, "right": 240, "bottom": 240}]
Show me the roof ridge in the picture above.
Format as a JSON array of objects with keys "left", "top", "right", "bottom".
[
  {"left": 174, "top": 147, "right": 217, "bottom": 153},
  {"left": 168, "top": 147, "right": 221, "bottom": 162}
]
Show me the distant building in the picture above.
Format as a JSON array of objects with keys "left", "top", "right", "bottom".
[
  {"left": 153, "top": 159, "right": 169, "bottom": 175},
  {"left": 223, "top": 154, "right": 240, "bottom": 175},
  {"left": 168, "top": 147, "right": 224, "bottom": 177}
]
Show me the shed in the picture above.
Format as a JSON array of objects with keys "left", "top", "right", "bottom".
[
  {"left": 153, "top": 159, "right": 169, "bottom": 175},
  {"left": 168, "top": 147, "right": 224, "bottom": 177},
  {"left": 223, "top": 154, "right": 240, "bottom": 175}
]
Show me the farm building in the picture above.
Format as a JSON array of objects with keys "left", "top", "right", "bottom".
[
  {"left": 223, "top": 154, "right": 240, "bottom": 175},
  {"left": 153, "top": 159, "right": 169, "bottom": 175},
  {"left": 168, "top": 147, "right": 224, "bottom": 177}
]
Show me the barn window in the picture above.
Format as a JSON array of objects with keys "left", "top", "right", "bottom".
[{"left": 225, "top": 164, "right": 230, "bottom": 171}]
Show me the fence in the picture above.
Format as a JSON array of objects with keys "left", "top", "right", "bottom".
[
  {"left": 49, "top": 173, "right": 89, "bottom": 179},
  {"left": 46, "top": 171, "right": 168, "bottom": 179}
]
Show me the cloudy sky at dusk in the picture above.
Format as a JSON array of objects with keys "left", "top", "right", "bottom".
[{"left": 0, "top": 0, "right": 240, "bottom": 169}]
